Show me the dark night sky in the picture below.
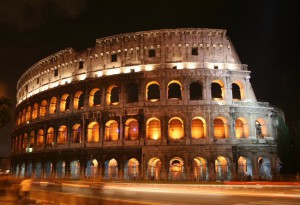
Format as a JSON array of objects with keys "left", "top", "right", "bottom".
[{"left": 0, "top": 0, "right": 299, "bottom": 156}]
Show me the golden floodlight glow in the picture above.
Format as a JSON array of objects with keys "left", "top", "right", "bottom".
[
  {"left": 187, "top": 62, "right": 197, "bottom": 69},
  {"left": 78, "top": 74, "right": 87, "bottom": 81},
  {"left": 96, "top": 71, "right": 103, "bottom": 77},
  {"left": 106, "top": 68, "right": 121, "bottom": 76},
  {"left": 145, "top": 64, "right": 154, "bottom": 71}
]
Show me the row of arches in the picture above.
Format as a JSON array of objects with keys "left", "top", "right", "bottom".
[
  {"left": 12, "top": 116, "right": 268, "bottom": 150},
  {"left": 16, "top": 80, "right": 244, "bottom": 126},
  {"left": 13, "top": 156, "right": 272, "bottom": 181}
]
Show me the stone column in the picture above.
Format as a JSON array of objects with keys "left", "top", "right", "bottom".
[{"left": 208, "top": 160, "right": 216, "bottom": 181}]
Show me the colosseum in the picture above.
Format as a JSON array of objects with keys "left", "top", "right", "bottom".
[{"left": 11, "top": 28, "right": 283, "bottom": 182}]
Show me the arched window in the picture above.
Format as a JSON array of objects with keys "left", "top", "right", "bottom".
[
  {"left": 235, "top": 118, "right": 249, "bottom": 138},
  {"left": 32, "top": 103, "right": 38, "bottom": 119},
  {"left": 29, "top": 131, "right": 35, "bottom": 148},
  {"left": 89, "top": 88, "right": 101, "bottom": 107},
  {"left": 147, "top": 158, "right": 161, "bottom": 180},
  {"left": 106, "top": 85, "right": 119, "bottom": 105},
  {"left": 232, "top": 83, "right": 241, "bottom": 100},
  {"left": 168, "top": 81, "right": 182, "bottom": 99},
  {"left": 74, "top": 91, "right": 84, "bottom": 110},
  {"left": 72, "top": 124, "right": 82, "bottom": 143},
  {"left": 49, "top": 97, "right": 57, "bottom": 114},
  {"left": 255, "top": 118, "right": 267, "bottom": 138},
  {"left": 37, "top": 129, "right": 44, "bottom": 147},
  {"left": 127, "top": 83, "right": 139, "bottom": 103},
  {"left": 60, "top": 94, "right": 70, "bottom": 112},
  {"left": 17, "top": 111, "right": 21, "bottom": 125},
  {"left": 21, "top": 108, "right": 26, "bottom": 123},
  {"left": 168, "top": 117, "right": 184, "bottom": 140},
  {"left": 146, "top": 82, "right": 160, "bottom": 102},
  {"left": 22, "top": 133, "right": 28, "bottom": 148},
  {"left": 190, "top": 82, "right": 203, "bottom": 100},
  {"left": 214, "top": 118, "right": 227, "bottom": 138},
  {"left": 215, "top": 156, "right": 231, "bottom": 181},
  {"left": 191, "top": 117, "right": 206, "bottom": 139},
  {"left": 125, "top": 158, "right": 139, "bottom": 180},
  {"left": 57, "top": 125, "right": 68, "bottom": 145},
  {"left": 104, "top": 159, "right": 118, "bottom": 179},
  {"left": 105, "top": 120, "right": 119, "bottom": 141},
  {"left": 40, "top": 100, "right": 48, "bottom": 117},
  {"left": 87, "top": 122, "right": 99, "bottom": 142},
  {"left": 147, "top": 118, "right": 161, "bottom": 140},
  {"left": 193, "top": 157, "right": 208, "bottom": 181},
  {"left": 46, "top": 127, "right": 54, "bottom": 146},
  {"left": 169, "top": 157, "right": 185, "bottom": 181},
  {"left": 125, "top": 119, "right": 139, "bottom": 140},
  {"left": 211, "top": 82, "right": 223, "bottom": 99},
  {"left": 25, "top": 106, "right": 31, "bottom": 121}
]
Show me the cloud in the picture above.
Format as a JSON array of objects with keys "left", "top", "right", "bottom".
[{"left": 0, "top": 0, "right": 87, "bottom": 30}]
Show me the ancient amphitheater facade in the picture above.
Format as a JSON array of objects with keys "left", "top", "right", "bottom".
[{"left": 11, "top": 28, "right": 282, "bottom": 181}]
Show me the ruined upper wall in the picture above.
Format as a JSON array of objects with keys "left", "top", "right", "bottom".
[{"left": 16, "top": 28, "right": 247, "bottom": 104}]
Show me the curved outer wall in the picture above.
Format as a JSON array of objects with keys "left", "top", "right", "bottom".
[{"left": 11, "top": 28, "right": 281, "bottom": 181}]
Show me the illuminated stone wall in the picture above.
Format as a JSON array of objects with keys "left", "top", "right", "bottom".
[{"left": 11, "top": 28, "right": 282, "bottom": 181}]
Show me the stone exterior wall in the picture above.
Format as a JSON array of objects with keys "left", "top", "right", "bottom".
[{"left": 11, "top": 28, "right": 282, "bottom": 181}]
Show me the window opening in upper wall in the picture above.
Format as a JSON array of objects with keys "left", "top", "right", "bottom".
[
  {"left": 79, "top": 61, "right": 84, "bottom": 69},
  {"left": 148, "top": 49, "right": 156, "bottom": 58},
  {"left": 54, "top": 69, "right": 58, "bottom": 77},
  {"left": 111, "top": 54, "right": 117, "bottom": 62},
  {"left": 191, "top": 47, "right": 198, "bottom": 55}
]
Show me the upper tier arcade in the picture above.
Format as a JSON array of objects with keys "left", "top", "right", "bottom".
[{"left": 17, "top": 28, "right": 248, "bottom": 104}]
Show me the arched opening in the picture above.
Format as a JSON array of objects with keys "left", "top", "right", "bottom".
[
  {"left": 235, "top": 118, "right": 249, "bottom": 138},
  {"left": 211, "top": 81, "right": 224, "bottom": 100},
  {"left": 37, "top": 129, "right": 44, "bottom": 147},
  {"left": 232, "top": 81, "right": 245, "bottom": 100},
  {"left": 72, "top": 124, "right": 82, "bottom": 143},
  {"left": 127, "top": 83, "right": 139, "bottom": 103},
  {"left": 56, "top": 161, "right": 65, "bottom": 179},
  {"left": 168, "top": 81, "right": 182, "bottom": 99},
  {"left": 193, "top": 157, "right": 208, "bottom": 181},
  {"left": 146, "top": 118, "right": 161, "bottom": 140},
  {"left": 49, "top": 97, "right": 57, "bottom": 114},
  {"left": 32, "top": 103, "right": 38, "bottom": 119},
  {"left": 169, "top": 157, "right": 184, "bottom": 181},
  {"left": 20, "top": 163, "right": 25, "bottom": 178},
  {"left": 89, "top": 88, "right": 101, "bottom": 107},
  {"left": 238, "top": 156, "right": 252, "bottom": 181},
  {"left": 26, "top": 106, "right": 31, "bottom": 121},
  {"left": 125, "top": 118, "right": 139, "bottom": 140},
  {"left": 22, "top": 133, "right": 28, "bottom": 149},
  {"left": 191, "top": 117, "right": 206, "bottom": 139},
  {"left": 168, "top": 117, "right": 184, "bottom": 140},
  {"left": 70, "top": 160, "right": 81, "bottom": 179},
  {"left": 44, "top": 161, "right": 53, "bottom": 179},
  {"left": 87, "top": 122, "right": 99, "bottom": 143},
  {"left": 60, "top": 94, "right": 70, "bottom": 112},
  {"left": 74, "top": 91, "right": 85, "bottom": 110},
  {"left": 15, "top": 164, "right": 20, "bottom": 177},
  {"left": 125, "top": 158, "right": 139, "bottom": 180},
  {"left": 190, "top": 82, "right": 203, "bottom": 100},
  {"left": 26, "top": 163, "right": 32, "bottom": 178},
  {"left": 215, "top": 156, "right": 230, "bottom": 181},
  {"left": 17, "top": 111, "right": 21, "bottom": 125},
  {"left": 21, "top": 108, "right": 26, "bottom": 124},
  {"left": 86, "top": 159, "right": 98, "bottom": 179},
  {"left": 214, "top": 117, "right": 228, "bottom": 138},
  {"left": 255, "top": 118, "right": 267, "bottom": 138},
  {"left": 29, "top": 131, "right": 35, "bottom": 148},
  {"left": 40, "top": 100, "right": 48, "bottom": 117},
  {"left": 232, "top": 83, "right": 241, "bottom": 100},
  {"left": 146, "top": 81, "right": 160, "bottom": 102},
  {"left": 106, "top": 85, "right": 119, "bottom": 105},
  {"left": 57, "top": 125, "right": 68, "bottom": 145},
  {"left": 105, "top": 120, "right": 119, "bottom": 141},
  {"left": 104, "top": 159, "right": 118, "bottom": 179},
  {"left": 258, "top": 157, "right": 272, "bottom": 180},
  {"left": 35, "top": 162, "right": 42, "bottom": 178},
  {"left": 46, "top": 127, "right": 54, "bottom": 146},
  {"left": 147, "top": 157, "right": 161, "bottom": 180}
]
